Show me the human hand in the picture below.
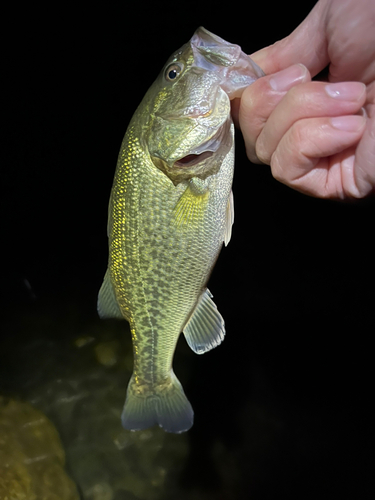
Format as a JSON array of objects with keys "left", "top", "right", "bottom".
[{"left": 233, "top": 0, "right": 375, "bottom": 199}]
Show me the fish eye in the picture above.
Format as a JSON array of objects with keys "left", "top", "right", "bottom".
[{"left": 164, "top": 63, "right": 184, "bottom": 82}]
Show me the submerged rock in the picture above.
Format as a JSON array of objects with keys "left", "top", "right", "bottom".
[
  {"left": 0, "top": 306, "right": 190, "bottom": 500},
  {"left": 0, "top": 397, "right": 80, "bottom": 500}
]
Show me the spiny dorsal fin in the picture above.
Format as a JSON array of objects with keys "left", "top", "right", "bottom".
[
  {"left": 97, "top": 268, "right": 124, "bottom": 320},
  {"left": 224, "top": 190, "right": 234, "bottom": 246},
  {"left": 183, "top": 288, "right": 225, "bottom": 355}
]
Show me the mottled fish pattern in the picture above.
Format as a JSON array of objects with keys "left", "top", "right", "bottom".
[{"left": 98, "top": 27, "right": 263, "bottom": 432}]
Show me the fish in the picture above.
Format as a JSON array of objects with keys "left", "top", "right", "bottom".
[{"left": 98, "top": 27, "right": 264, "bottom": 433}]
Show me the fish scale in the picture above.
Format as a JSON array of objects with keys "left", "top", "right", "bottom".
[
  {"left": 98, "top": 27, "right": 263, "bottom": 432},
  {"left": 112, "top": 129, "right": 232, "bottom": 384}
]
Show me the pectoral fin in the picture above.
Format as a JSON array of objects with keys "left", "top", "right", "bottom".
[
  {"left": 224, "top": 190, "right": 234, "bottom": 246},
  {"left": 183, "top": 289, "right": 225, "bottom": 354},
  {"left": 97, "top": 268, "right": 124, "bottom": 320},
  {"left": 173, "top": 180, "right": 209, "bottom": 228}
]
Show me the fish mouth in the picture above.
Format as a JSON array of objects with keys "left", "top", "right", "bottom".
[
  {"left": 173, "top": 121, "right": 228, "bottom": 168},
  {"left": 151, "top": 119, "right": 232, "bottom": 185},
  {"left": 174, "top": 151, "right": 213, "bottom": 168}
]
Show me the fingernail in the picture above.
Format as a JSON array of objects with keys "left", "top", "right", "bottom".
[
  {"left": 269, "top": 64, "right": 308, "bottom": 92},
  {"left": 356, "top": 106, "right": 368, "bottom": 118},
  {"left": 325, "top": 82, "right": 365, "bottom": 101},
  {"left": 330, "top": 115, "right": 365, "bottom": 131}
]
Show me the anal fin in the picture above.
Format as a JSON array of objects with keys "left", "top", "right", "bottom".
[
  {"left": 183, "top": 288, "right": 225, "bottom": 355},
  {"left": 97, "top": 268, "right": 124, "bottom": 320}
]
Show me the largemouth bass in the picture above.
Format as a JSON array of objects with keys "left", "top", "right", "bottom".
[{"left": 98, "top": 27, "right": 263, "bottom": 433}]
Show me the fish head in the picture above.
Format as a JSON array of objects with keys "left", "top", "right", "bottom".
[{"left": 140, "top": 27, "right": 264, "bottom": 185}]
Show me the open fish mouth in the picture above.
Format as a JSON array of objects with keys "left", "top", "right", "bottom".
[
  {"left": 174, "top": 151, "right": 213, "bottom": 168},
  {"left": 152, "top": 118, "right": 233, "bottom": 185},
  {"left": 173, "top": 120, "right": 229, "bottom": 168}
]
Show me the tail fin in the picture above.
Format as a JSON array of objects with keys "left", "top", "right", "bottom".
[{"left": 121, "top": 372, "right": 194, "bottom": 433}]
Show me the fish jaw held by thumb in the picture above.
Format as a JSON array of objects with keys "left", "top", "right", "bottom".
[{"left": 191, "top": 26, "right": 265, "bottom": 99}]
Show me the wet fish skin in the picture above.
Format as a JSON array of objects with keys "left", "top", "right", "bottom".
[{"left": 98, "top": 27, "right": 263, "bottom": 433}]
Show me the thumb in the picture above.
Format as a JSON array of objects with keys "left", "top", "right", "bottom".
[{"left": 251, "top": 0, "right": 329, "bottom": 77}]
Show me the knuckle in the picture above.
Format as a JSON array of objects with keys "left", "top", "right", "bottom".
[
  {"left": 270, "top": 157, "right": 283, "bottom": 182},
  {"left": 269, "top": 124, "right": 305, "bottom": 181},
  {"left": 285, "top": 82, "right": 317, "bottom": 111},
  {"left": 270, "top": 143, "right": 293, "bottom": 182},
  {"left": 255, "top": 138, "right": 270, "bottom": 164},
  {"left": 288, "top": 119, "right": 317, "bottom": 153}
]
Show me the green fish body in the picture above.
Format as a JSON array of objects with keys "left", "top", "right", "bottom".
[{"left": 98, "top": 27, "right": 263, "bottom": 433}]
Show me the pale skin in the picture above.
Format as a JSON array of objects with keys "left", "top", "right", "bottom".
[{"left": 232, "top": 0, "right": 375, "bottom": 199}]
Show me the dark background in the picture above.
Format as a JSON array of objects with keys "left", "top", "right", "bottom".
[{"left": 2, "top": 2, "right": 373, "bottom": 498}]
